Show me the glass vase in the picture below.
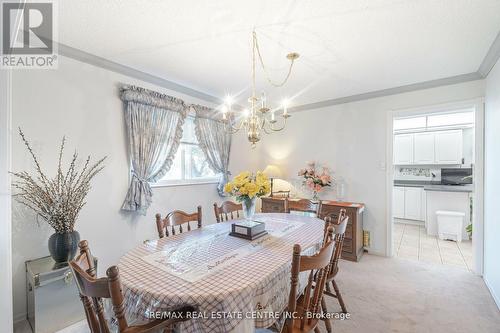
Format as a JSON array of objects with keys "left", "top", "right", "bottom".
[
  {"left": 312, "top": 191, "right": 320, "bottom": 202},
  {"left": 242, "top": 197, "right": 257, "bottom": 220}
]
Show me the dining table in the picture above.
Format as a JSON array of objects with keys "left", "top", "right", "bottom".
[{"left": 118, "top": 213, "right": 326, "bottom": 333}]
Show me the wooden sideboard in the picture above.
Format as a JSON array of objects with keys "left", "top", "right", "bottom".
[{"left": 261, "top": 197, "right": 365, "bottom": 262}]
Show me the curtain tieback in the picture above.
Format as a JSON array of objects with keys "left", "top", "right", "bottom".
[{"left": 132, "top": 171, "right": 149, "bottom": 183}]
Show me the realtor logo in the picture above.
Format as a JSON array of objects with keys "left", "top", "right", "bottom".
[{"left": 1, "top": 1, "right": 58, "bottom": 69}]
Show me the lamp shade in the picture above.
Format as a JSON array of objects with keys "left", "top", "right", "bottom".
[{"left": 263, "top": 164, "right": 282, "bottom": 179}]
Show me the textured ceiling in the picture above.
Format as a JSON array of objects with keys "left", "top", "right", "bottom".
[{"left": 56, "top": 0, "right": 500, "bottom": 107}]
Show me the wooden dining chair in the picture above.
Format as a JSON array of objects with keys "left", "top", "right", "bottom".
[
  {"left": 283, "top": 226, "right": 335, "bottom": 333},
  {"left": 320, "top": 209, "right": 349, "bottom": 333},
  {"left": 285, "top": 198, "right": 321, "bottom": 216},
  {"left": 155, "top": 206, "right": 202, "bottom": 238},
  {"left": 69, "top": 240, "right": 195, "bottom": 333},
  {"left": 213, "top": 201, "right": 243, "bottom": 222}
]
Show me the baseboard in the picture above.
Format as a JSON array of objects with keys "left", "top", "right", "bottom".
[
  {"left": 364, "top": 247, "right": 386, "bottom": 256},
  {"left": 14, "top": 312, "right": 26, "bottom": 324},
  {"left": 394, "top": 218, "right": 425, "bottom": 226},
  {"left": 483, "top": 275, "right": 500, "bottom": 310}
]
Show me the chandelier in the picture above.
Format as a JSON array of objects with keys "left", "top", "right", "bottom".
[{"left": 221, "top": 31, "right": 299, "bottom": 147}]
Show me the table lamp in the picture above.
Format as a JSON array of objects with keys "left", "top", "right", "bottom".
[{"left": 263, "top": 164, "right": 282, "bottom": 196}]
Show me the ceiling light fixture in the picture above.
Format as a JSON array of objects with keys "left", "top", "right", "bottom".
[{"left": 222, "top": 31, "right": 299, "bottom": 147}]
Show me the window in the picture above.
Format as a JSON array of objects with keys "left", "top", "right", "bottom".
[
  {"left": 153, "top": 116, "right": 218, "bottom": 186},
  {"left": 394, "top": 110, "right": 474, "bottom": 132},
  {"left": 393, "top": 116, "right": 427, "bottom": 131},
  {"left": 427, "top": 111, "right": 474, "bottom": 127}
]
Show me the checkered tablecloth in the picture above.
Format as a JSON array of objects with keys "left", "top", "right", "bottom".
[{"left": 119, "top": 213, "right": 325, "bottom": 333}]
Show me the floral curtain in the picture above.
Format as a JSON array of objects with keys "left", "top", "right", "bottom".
[
  {"left": 121, "top": 86, "right": 187, "bottom": 214},
  {"left": 193, "top": 105, "right": 232, "bottom": 197}
]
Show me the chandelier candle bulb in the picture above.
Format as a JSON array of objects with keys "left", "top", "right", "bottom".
[
  {"left": 221, "top": 105, "right": 228, "bottom": 120},
  {"left": 222, "top": 31, "right": 298, "bottom": 146}
]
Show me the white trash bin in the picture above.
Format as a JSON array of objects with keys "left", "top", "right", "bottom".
[{"left": 436, "top": 210, "right": 465, "bottom": 242}]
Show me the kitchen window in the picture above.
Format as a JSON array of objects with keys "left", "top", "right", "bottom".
[
  {"left": 152, "top": 116, "right": 219, "bottom": 187},
  {"left": 394, "top": 110, "right": 474, "bottom": 132}
]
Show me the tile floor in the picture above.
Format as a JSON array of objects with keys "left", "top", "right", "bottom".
[{"left": 393, "top": 222, "right": 473, "bottom": 270}]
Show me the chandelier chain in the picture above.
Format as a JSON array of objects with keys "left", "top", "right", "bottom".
[{"left": 253, "top": 31, "right": 296, "bottom": 88}]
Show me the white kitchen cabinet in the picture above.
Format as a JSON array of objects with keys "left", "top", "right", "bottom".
[
  {"left": 404, "top": 187, "right": 423, "bottom": 220},
  {"left": 413, "top": 132, "right": 435, "bottom": 164},
  {"left": 393, "top": 187, "right": 406, "bottom": 218},
  {"left": 393, "top": 186, "right": 425, "bottom": 221},
  {"left": 394, "top": 129, "right": 464, "bottom": 165},
  {"left": 394, "top": 134, "right": 414, "bottom": 164},
  {"left": 434, "top": 130, "right": 463, "bottom": 164}
]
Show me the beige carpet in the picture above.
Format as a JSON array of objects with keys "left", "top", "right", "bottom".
[
  {"left": 14, "top": 255, "right": 500, "bottom": 333},
  {"left": 319, "top": 254, "right": 500, "bottom": 333}
]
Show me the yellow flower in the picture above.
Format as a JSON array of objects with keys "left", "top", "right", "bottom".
[
  {"left": 233, "top": 171, "right": 251, "bottom": 187},
  {"left": 239, "top": 185, "right": 249, "bottom": 195},
  {"left": 240, "top": 171, "right": 251, "bottom": 178},
  {"left": 256, "top": 171, "right": 268, "bottom": 182},
  {"left": 244, "top": 182, "right": 259, "bottom": 198},
  {"left": 224, "top": 182, "right": 233, "bottom": 193},
  {"left": 233, "top": 178, "right": 245, "bottom": 188}
]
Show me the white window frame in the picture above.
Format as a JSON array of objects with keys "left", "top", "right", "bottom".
[
  {"left": 151, "top": 114, "right": 219, "bottom": 188},
  {"left": 394, "top": 108, "right": 475, "bottom": 133}
]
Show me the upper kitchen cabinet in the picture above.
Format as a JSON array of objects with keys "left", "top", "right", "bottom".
[
  {"left": 394, "top": 134, "right": 414, "bottom": 164},
  {"left": 394, "top": 130, "right": 463, "bottom": 165},
  {"left": 413, "top": 132, "right": 435, "bottom": 164},
  {"left": 434, "top": 130, "right": 463, "bottom": 165}
]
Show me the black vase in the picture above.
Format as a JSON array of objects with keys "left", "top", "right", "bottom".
[{"left": 48, "top": 230, "right": 80, "bottom": 267}]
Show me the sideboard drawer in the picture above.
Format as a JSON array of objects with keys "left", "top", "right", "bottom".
[
  {"left": 344, "top": 224, "right": 353, "bottom": 239},
  {"left": 342, "top": 239, "right": 353, "bottom": 254},
  {"left": 320, "top": 201, "right": 364, "bottom": 262},
  {"left": 319, "top": 205, "right": 342, "bottom": 220}
]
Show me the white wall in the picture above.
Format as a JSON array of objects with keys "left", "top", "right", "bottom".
[
  {"left": 251, "top": 80, "right": 484, "bottom": 255},
  {"left": 10, "top": 56, "right": 252, "bottom": 321},
  {"left": 484, "top": 58, "right": 500, "bottom": 308},
  {"left": 1, "top": 68, "right": 14, "bottom": 331}
]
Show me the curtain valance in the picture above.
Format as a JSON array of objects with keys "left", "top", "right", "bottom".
[{"left": 120, "top": 85, "right": 187, "bottom": 113}]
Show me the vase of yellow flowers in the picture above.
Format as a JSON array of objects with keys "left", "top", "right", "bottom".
[{"left": 224, "top": 171, "right": 271, "bottom": 219}]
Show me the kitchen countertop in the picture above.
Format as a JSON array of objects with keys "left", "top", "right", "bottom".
[{"left": 394, "top": 180, "right": 474, "bottom": 193}]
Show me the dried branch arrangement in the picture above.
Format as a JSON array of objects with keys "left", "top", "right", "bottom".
[{"left": 11, "top": 128, "right": 106, "bottom": 234}]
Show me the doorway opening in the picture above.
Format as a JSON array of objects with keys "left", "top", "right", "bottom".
[{"left": 387, "top": 99, "right": 484, "bottom": 274}]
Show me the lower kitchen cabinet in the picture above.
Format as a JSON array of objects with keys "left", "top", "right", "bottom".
[
  {"left": 405, "top": 187, "right": 423, "bottom": 220},
  {"left": 393, "top": 186, "right": 425, "bottom": 222},
  {"left": 393, "top": 187, "right": 406, "bottom": 218}
]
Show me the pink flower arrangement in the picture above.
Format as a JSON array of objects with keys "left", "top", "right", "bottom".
[{"left": 298, "top": 162, "right": 332, "bottom": 197}]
